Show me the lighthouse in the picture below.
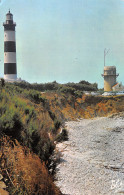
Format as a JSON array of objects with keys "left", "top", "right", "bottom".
[{"left": 3, "top": 10, "right": 17, "bottom": 81}]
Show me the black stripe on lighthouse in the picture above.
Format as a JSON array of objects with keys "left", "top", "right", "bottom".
[
  {"left": 4, "top": 63, "right": 17, "bottom": 74},
  {"left": 4, "top": 41, "right": 16, "bottom": 52},
  {"left": 4, "top": 25, "right": 15, "bottom": 31}
]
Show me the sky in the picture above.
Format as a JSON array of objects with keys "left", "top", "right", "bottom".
[{"left": 0, "top": 0, "right": 124, "bottom": 88}]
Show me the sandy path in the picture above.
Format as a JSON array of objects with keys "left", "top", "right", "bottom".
[{"left": 55, "top": 115, "right": 124, "bottom": 195}]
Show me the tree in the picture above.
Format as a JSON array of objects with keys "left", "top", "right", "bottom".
[{"left": 1, "top": 78, "right": 5, "bottom": 88}]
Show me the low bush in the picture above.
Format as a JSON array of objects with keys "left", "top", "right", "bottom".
[
  {"left": 24, "top": 90, "right": 46, "bottom": 104},
  {"left": 74, "top": 90, "right": 83, "bottom": 98},
  {"left": 59, "top": 86, "right": 75, "bottom": 95},
  {"left": 14, "top": 80, "right": 98, "bottom": 92}
]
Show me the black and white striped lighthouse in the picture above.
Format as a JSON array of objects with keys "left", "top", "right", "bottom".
[{"left": 3, "top": 10, "right": 17, "bottom": 81}]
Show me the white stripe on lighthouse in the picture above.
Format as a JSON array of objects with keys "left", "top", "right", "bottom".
[
  {"left": 4, "top": 74, "right": 17, "bottom": 80},
  {"left": 4, "top": 31, "right": 15, "bottom": 42},
  {"left": 4, "top": 52, "right": 16, "bottom": 63}
]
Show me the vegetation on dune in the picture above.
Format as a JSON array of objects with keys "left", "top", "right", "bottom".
[
  {"left": 0, "top": 136, "right": 61, "bottom": 195},
  {"left": 0, "top": 83, "right": 62, "bottom": 194},
  {"left": 13, "top": 80, "right": 98, "bottom": 93}
]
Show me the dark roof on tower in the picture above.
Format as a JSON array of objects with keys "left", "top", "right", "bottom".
[{"left": 6, "top": 10, "right": 13, "bottom": 16}]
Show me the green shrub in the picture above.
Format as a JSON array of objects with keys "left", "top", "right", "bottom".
[
  {"left": 0, "top": 107, "right": 23, "bottom": 141},
  {"left": 28, "top": 120, "right": 39, "bottom": 134},
  {"left": 1, "top": 78, "right": 5, "bottom": 88},
  {"left": 74, "top": 90, "right": 83, "bottom": 98},
  {"left": 59, "top": 86, "right": 75, "bottom": 95},
  {"left": 27, "top": 90, "right": 46, "bottom": 104}
]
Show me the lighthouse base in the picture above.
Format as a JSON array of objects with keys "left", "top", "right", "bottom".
[{"left": 4, "top": 74, "right": 17, "bottom": 82}]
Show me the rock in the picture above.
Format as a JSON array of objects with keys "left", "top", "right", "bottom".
[
  {"left": 0, "top": 181, "right": 6, "bottom": 189},
  {"left": 0, "top": 188, "right": 9, "bottom": 195}
]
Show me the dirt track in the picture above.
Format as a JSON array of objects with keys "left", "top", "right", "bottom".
[{"left": 55, "top": 114, "right": 124, "bottom": 195}]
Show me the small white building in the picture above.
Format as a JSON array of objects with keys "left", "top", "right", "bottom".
[{"left": 112, "top": 83, "right": 124, "bottom": 91}]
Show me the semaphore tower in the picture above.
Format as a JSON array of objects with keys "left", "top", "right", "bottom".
[{"left": 102, "top": 66, "right": 119, "bottom": 91}]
